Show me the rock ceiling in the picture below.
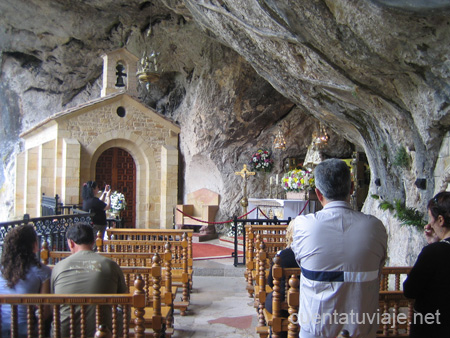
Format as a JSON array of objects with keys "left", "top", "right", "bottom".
[{"left": 1, "top": 0, "right": 450, "bottom": 229}]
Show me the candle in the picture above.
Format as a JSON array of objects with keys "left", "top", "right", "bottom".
[
  {"left": 276, "top": 174, "right": 279, "bottom": 185},
  {"left": 270, "top": 177, "right": 273, "bottom": 185}
]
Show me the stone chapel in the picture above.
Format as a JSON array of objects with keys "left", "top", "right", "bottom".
[{"left": 14, "top": 48, "right": 180, "bottom": 229}]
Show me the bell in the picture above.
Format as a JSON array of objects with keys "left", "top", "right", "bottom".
[
  {"left": 115, "top": 63, "right": 127, "bottom": 88},
  {"left": 115, "top": 76, "right": 125, "bottom": 87}
]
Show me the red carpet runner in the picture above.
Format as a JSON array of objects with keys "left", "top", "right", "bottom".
[{"left": 192, "top": 242, "right": 243, "bottom": 260}]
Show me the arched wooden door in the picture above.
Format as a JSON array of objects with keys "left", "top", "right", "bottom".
[{"left": 95, "top": 147, "right": 136, "bottom": 228}]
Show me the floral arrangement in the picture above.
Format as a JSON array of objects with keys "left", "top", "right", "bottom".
[
  {"left": 281, "top": 168, "right": 315, "bottom": 192},
  {"left": 249, "top": 149, "right": 274, "bottom": 172},
  {"left": 226, "top": 222, "right": 244, "bottom": 237},
  {"left": 110, "top": 191, "right": 127, "bottom": 212}
]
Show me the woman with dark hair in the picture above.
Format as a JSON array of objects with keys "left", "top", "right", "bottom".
[
  {"left": 403, "top": 191, "right": 450, "bottom": 337},
  {"left": 82, "top": 180, "right": 111, "bottom": 239},
  {"left": 0, "top": 225, "right": 51, "bottom": 337}
]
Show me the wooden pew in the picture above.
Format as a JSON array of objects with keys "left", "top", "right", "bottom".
[
  {"left": 253, "top": 239, "right": 287, "bottom": 327},
  {"left": 0, "top": 276, "right": 149, "bottom": 338},
  {"left": 104, "top": 228, "right": 193, "bottom": 315},
  {"left": 377, "top": 267, "right": 413, "bottom": 337},
  {"left": 377, "top": 291, "right": 413, "bottom": 337},
  {"left": 253, "top": 244, "right": 414, "bottom": 338},
  {"left": 43, "top": 240, "right": 184, "bottom": 316},
  {"left": 379, "top": 267, "right": 411, "bottom": 291},
  {"left": 41, "top": 243, "right": 175, "bottom": 335},
  {"left": 245, "top": 224, "right": 289, "bottom": 297},
  {"left": 256, "top": 255, "right": 300, "bottom": 338}
]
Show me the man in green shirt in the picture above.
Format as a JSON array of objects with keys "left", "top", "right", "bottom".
[{"left": 51, "top": 222, "right": 127, "bottom": 337}]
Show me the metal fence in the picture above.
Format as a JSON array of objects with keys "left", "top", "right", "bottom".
[{"left": 0, "top": 213, "right": 95, "bottom": 258}]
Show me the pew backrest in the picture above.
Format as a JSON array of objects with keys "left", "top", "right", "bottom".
[
  {"left": 245, "top": 224, "right": 289, "bottom": 296},
  {"left": 41, "top": 244, "right": 174, "bottom": 308},
  {"left": 105, "top": 228, "right": 193, "bottom": 265},
  {"left": 378, "top": 290, "right": 413, "bottom": 337},
  {"left": 379, "top": 267, "right": 412, "bottom": 291},
  {"left": 0, "top": 277, "right": 148, "bottom": 338}
]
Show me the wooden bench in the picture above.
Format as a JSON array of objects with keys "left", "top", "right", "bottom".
[
  {"left": 256, "top": 255, "right": 300, "bottom": 338},
  {"left": 245, "top": 225, "right": 289, "bottom": 297},
  {"left": 253, "top": 240, "right": 286, "bottom": 325},
  {"left": 0, "top": 276, "right": 151, "bottom": 338},
  {"left": 97, "top": 236, "right": 191, "bottom": 316},
  {"left": 104, "top": 228, "right": 193, "bottom": 315},
  {"left": 377, "top": 291, "right": 413, "bottom": 337},
  {"left": 41, "top": 243, "right": 175, "bottom": 335},
  {"left": 379, "top": 267, "right": 411, "bottom": 291},
  {"left": 254, "top": 244, "right": 414, "bottom": 338}
]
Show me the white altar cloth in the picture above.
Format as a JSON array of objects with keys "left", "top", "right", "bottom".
[{"left": 248, "top": 198, "right": 318, "bottom": 220}]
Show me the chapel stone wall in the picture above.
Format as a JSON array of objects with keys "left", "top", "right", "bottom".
[{"left": 57, "top": 95, "right": 179, "bottom": 228}]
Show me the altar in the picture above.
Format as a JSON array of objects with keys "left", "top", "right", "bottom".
[{"left": 248, "top": 198, "right": 320, "bottom": 220}]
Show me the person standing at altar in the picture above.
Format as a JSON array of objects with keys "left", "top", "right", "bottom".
[
  {"left": 82, "top": 180, "right": 111, "bottom": 240},
  {"left": 291, "top": 158, "right": 387, "bottom": 338}
]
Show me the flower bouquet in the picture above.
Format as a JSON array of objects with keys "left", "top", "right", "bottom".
[
  {"left": 281, "top": 168, "right": 316, "bottom": 199},
  {"left": 249, "top": 149, "right": 274, "bottom": 172},
  {"left": 110, "top": 191, "right": 127, "bottom": 212}
]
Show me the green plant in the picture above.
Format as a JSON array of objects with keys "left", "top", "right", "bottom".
[
  {"left": 393, "top": 200, "right": 426, "bottom": 228},
  {"left": 372, "top": 196, "right": 426, "bottom": 229},
  {"left": 393, "top": 146, "right": 410, "bottom": 168},
  {"left": 378, "top": 200, "right": 395, "bottom": 212}
]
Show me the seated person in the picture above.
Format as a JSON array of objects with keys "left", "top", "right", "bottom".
[
  {"left": 51, "top": 222, "right": 127, "bottom": 337},
  {"left": 0, "top": 225, "right": 51, "bottom": 338}
]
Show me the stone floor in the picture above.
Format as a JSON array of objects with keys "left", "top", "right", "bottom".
[{"left": 171, "top": 239, "right": 259, "bottom": 337}]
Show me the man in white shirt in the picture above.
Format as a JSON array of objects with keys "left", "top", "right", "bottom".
[{"left": 291, "top": 158, "right": 387, "bottom": 338}]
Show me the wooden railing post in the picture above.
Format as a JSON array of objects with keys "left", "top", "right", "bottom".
[
  {"left": 96, "top": 231, "right": 103, "bottom": 252},
  {"left": 246, "top": 226, "right": 255, "bottom": 297},
  {"left": 287, "top": 274, "right": 300, "bottom": 338},
  {"left": 40, "top": 241, "right": 49, "bottom": 265},
  {"left": 257, "top": 241, "right": 267, "bottom": 327},
  {"left": 181, "top": 233, "right": 190, "bottom": 310},
  {"left": 272, "top": 256, "right": 283, "bottom": 338},
  {"left": 133, "top": 275, "right": 146, "bottom": 338},
  {"left": 152, "top": 253, "right": 162, "bottom": 337}
]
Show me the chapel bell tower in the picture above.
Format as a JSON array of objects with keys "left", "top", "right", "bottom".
[{"left": 101, "top": 48, "right": 139, "bottom": 97}]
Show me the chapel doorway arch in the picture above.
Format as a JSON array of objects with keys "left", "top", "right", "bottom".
[{"left": 95, "top": 147, "right": 136, "bottom": 228}]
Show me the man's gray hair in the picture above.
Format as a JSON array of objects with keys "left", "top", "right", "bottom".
[{"left": 314, "top": 158, "right": 352, "bottom": 201}]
